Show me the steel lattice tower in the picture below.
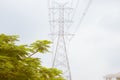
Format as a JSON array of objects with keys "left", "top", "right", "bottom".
[
  {"left": 48, "top": 0, "right": 92, "bottom": 80},
  {"left": 49, "top": 0, "right": 73, "bottom": 80}
]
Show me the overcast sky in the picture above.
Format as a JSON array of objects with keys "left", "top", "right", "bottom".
[{"left": 0, "top": 0, "right": 120, "bottom": 80}]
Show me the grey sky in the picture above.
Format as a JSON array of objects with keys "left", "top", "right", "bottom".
[{"left": 0, "top": 0, "right": 120, "bottom": 80}]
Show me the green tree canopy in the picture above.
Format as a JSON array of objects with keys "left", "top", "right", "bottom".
[{"left": 0, "top": 34, "right": 65, "bottom": 80}]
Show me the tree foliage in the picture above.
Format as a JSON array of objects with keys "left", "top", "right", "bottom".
[{"left": 0, "top": 34, "right": 65, "bottom": 80}]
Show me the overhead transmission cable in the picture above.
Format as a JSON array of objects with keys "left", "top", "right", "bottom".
[
  {"left": 71, "top": 0, "right": 81, "bottom": 20},
  {"left": 70, "top": 0, "right": 92, "bottom": 41},
  {"left": 67, "top": 0, "right": 80, "bottom": 30}
]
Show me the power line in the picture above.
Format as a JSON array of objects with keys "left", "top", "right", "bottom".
[
  {"left": 71, "top": 0, "right": 81, "bottom": 20},
  {"left": 67, "top": 0, "right": 80, "bottom": 31},
  {"left": 70, "top": 0, "right": 92, "bottom": 41}
]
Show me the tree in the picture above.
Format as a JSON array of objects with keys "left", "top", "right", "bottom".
[{"left": 0, "top": 34, "right": 65, "bottom": 80}]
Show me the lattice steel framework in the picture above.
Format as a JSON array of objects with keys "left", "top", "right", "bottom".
[
  {"left": 48, "top": 0, "right": 73, "bottom": 80},
  {"left": 48, "top": 0, "right": 92, "bottom": 80}
]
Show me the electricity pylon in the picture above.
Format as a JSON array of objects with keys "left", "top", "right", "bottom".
[
  {"left": 48, "top": 0, "right": 92, "bottom": 80},
  {"left": 49, "top": 1, "right": 73, "bottom": 80}
]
